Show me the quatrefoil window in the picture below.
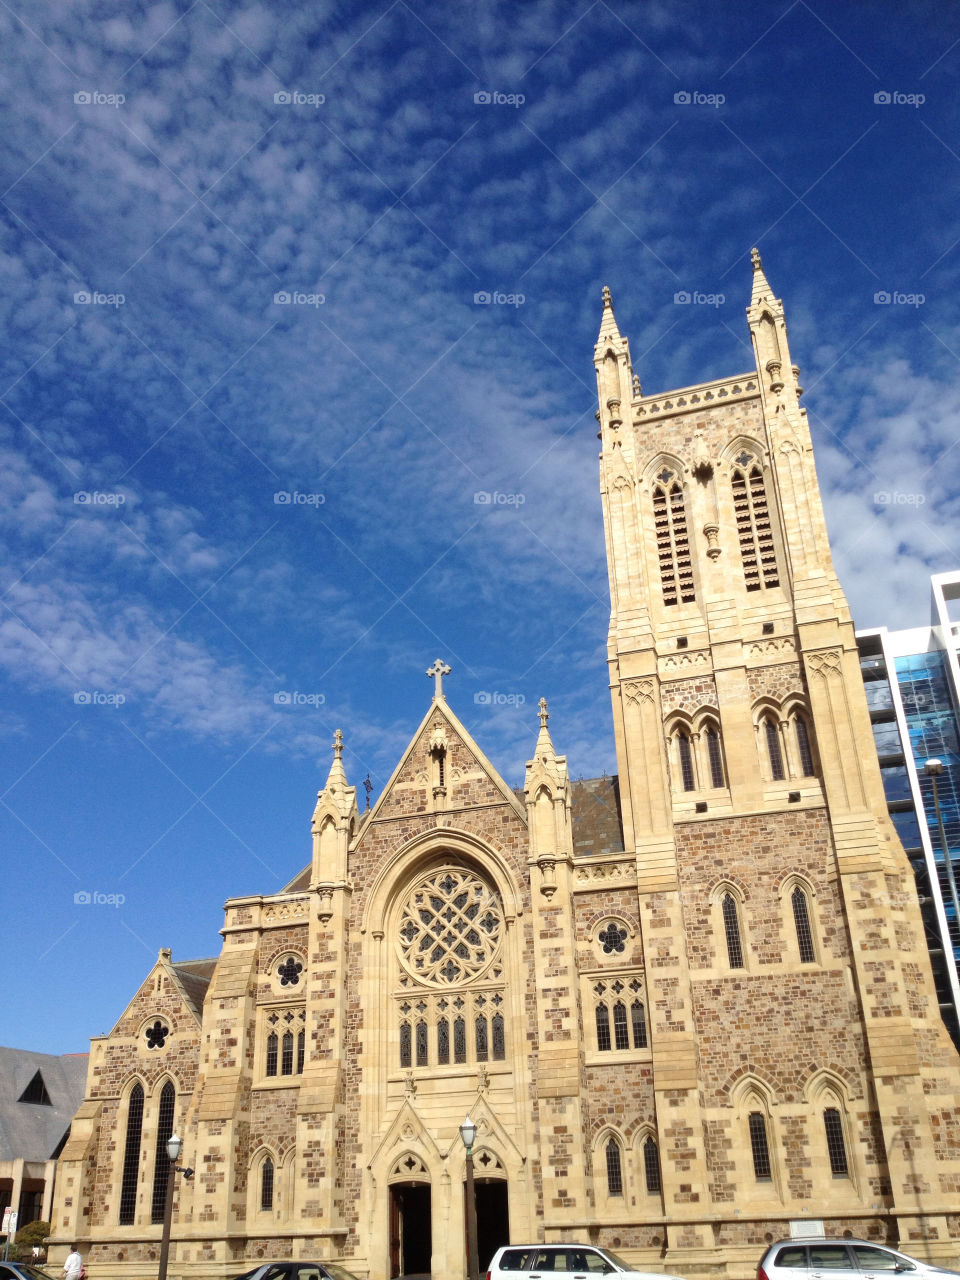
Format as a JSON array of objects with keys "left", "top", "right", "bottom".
[
  {"left": 398, "top": 867, "right": 503, "bottom": 985},
  {"left": 735, "top": 451, "right": 753, "bottom": 467},
  {"left": 277, "top": 956, "right": 303, "bottom": 986},
  {"left": 657, "top": 468, "right": 674, "bottom": 483},
  {"left": 598, "top": 922, "right": 628, "bottom": 954},
  {"left": 145, "top": 1020, "right": 169, "bottom": 1050}
]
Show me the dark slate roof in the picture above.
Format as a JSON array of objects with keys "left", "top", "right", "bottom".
[
  {"left": 570, "top": 775, "right": 625, "bottom": 857},
  {"left": 283, "top": 866, "right": 310, "bottom": 893},
  {"left": 172, "top": 958, "right": 216, "bottom": 1018},
  {"left": 0, "top": 1047, "right": 89, "bottom": 1160}
]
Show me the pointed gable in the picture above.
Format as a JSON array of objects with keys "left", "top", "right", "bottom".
[{"left": 363, "top": 696, "right": 526, "bottom": 825}]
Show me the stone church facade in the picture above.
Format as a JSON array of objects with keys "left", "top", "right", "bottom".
[{"left": 51, "top": 255, "right": 960, "bottom": 1280}]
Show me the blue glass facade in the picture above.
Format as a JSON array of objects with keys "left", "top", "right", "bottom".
[{"left": 894, "top": 651, "right": 960, "bottom": 955}]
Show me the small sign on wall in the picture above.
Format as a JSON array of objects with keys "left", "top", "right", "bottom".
[{"left": 790, "top": 1220, "right": 825, "bottom": 1239}]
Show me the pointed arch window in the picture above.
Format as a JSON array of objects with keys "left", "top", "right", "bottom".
[
  {"left": 415, "top": 1019, "right": 428, "bottom": 1068},
  {"left": 823, "top": 1107, "right": 849, "bottom": 1177},
  {"left": 492, "top": 1013, "right": 505, "bottom": 1061},
  {"left": 150, "top": 1081, "right": 176, "bottom": 1224},
  {"left": 792, "top": 886, "right": 816, "bottom": 963},
  {"left": 795, "top": 716, "right": 815, "bottom": 776},
  {"left": 643, "top": 1137, "right": 662, "bottom": 1194},
  {"left": 748, "top": 1111, "right": 772, "bottom": 1180},
  {"left": 732, "top": 459, "right": 779, "bottom": 591},
  {"left": 281, "top": 1031, "right": 294, "bottom": 1076},
  {"left": 765, "top": 717, "right": 785, "bottom": 781},
  {"left": 706, "top": 725, "right": 725, "bottom": 788},
  {"left": 612, "top": 1001, "right": 629, "bottom": 1050},
  {"left": 722, "top": 893, "right": 745, "bottom": 969},
  {"left": 631, "top": 1000, "right": 647, "bottom": 1049},
  {"left": 677, "top": 732, "right": 696, "bottom": 791},
  {"left": 605, "top": 1139, "right": 624, "bottom": 1195},
  {"left": 399, "top": 1022, "right": 412, "bottom": 1069},
  {"left": 265, "top": 1032, "right": 278, "bottom": 1077},
  {"left": 260, "top": 1157, "right": 274, "bottom": 1211},
  {"left": 454, "top": 1016, "right": 467, "bottom": 1064},
  {"left": 475, "top": 1015, "right": 489, "bottom": 1062},
  {"left": 437, "top": 1018, "right": 450, "bottom": 1065},
  {"left": 653, "top": 471, "right": 695, "bottom": 606},
  {"left": 297, "top": 1028, "right": 305, "bottom": 1073},
  {"left": 119, "top": 1083, "right": 144, "bottom": 1224},
  {"left": 596, "top": 1003, "right": 612, "bottom": 1051}
]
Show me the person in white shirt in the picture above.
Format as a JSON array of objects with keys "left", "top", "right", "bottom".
[{"left": 62, "top": 1246, "right": 83, "bottom": 1280}]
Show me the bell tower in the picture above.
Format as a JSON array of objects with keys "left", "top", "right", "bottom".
[{"left": 594, "top": 252, "right": 960, "bottom": 1263}]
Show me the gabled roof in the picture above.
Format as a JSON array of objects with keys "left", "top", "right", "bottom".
[
  {"left": 0, "top": 1046, "right": 88, "bottom": 1160},
  {"left": 361, "top": 694, "right": 528, "bottom": 828},
  {"left": 570, "top": 776, "right": 625, "bottom": 857},
  {"left": 172, "top": 958, "right": 217, "bottom": 1018}
]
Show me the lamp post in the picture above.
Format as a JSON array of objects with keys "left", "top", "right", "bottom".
[
  {"left": 158, "top": 1133, "right": 194, "bottom": 1280},
  {"left": 460, "top": 1117, "right": 480, "bottom": 1280},
  {"left": 924, "top": 759, "right": 960, "bottom": 951}
]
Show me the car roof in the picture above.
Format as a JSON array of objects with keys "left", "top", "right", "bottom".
[{"left": 771, "top": 1239, "right": 894, "bottom": 1246}]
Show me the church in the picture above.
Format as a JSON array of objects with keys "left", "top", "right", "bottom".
[{"left": 50, "top": 253, "right": 960, "bottom": 1280}]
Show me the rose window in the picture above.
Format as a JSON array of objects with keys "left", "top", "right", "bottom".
[{"left": 398, "top": 868, "right": 502, "bottom": 985}]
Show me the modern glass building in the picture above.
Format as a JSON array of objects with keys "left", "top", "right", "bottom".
[{"left": 857, "top": 571, "right": 960, "bottom": 1046}]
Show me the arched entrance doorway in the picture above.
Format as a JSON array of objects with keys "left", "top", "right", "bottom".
[
  {"left": 468, "top": 1153, "right": 509, "bottom": 1275},
  {"left": 389, "top": 1157, "right": 432, "bottom": 1279}
]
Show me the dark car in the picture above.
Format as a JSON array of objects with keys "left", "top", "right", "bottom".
[
  {"left": 0, "top": 1266, "right": 57, "bottom": 1280},
  {"left": 233, "top": 1263, "right": 364, "bottom": 1280}
]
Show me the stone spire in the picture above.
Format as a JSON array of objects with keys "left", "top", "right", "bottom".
[
  {"left": 323, "top": 728, "right": 348, "bottom": 792},
  {"left": 749, "top": 246, "right": 775, "bottom": 308},
  {"left": 534, "top": 696, "right": 556, "bottom": 761},
  {"left": 597, "top": 284, "right": 623, "bottom": 341}
]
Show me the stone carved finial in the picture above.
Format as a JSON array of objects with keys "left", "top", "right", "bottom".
[
  {"left": 751, "top": 246, "right": 762, "bottom": 270},
  {"left": 602, "top": 284, "right": 612, "bottom": 307},
  {"left": 426, "top": 658, "right": 451, "bottom": 700},
  {"left": 538, "top": 697, "right": 549, "bottom": 729},
  {"left": 332, "top": 728, "right": 344, "bottom": 758}
]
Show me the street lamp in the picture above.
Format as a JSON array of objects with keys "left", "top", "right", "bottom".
[
  {"left": 158, "top": 1133, "right": 194, "bottom": 1280},
  {"left": 459, "top": 1117, "right": 480, "bottom": 1280},
  {"left": 924, "top": 759, "right": 960, "bottom": 949}
]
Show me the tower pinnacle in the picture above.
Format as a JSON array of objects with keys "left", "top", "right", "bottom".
[
  {"left": 597, "top": 284, "right": 623, "bottom": 341},
  {"left": 749, "top": 245, "right": 775, "bottom": 308},
  {"left": 323, "top": 727, "right": 348, "bottom": 790}
]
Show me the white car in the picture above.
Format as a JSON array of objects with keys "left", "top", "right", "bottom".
[
  {"left": 757, "top": 1240, "right": 960, "bottom": 1280},
  {"left": 486, "top": 1245, "right": 684, "bottom": 1280}
]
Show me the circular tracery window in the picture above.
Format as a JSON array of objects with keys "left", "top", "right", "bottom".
[{"left": 398, "top": 867, "right": 503, "bottom": 985}]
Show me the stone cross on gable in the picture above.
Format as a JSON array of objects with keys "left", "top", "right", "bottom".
[
  {"left": 426, "top": 659, "right": 451, "bottom": 700},
  {"left": 538, "top": 697, "right": 549, "bottom": 728},
  {"left": 332, "top": 728, "right": 344, "bottom": 758}
]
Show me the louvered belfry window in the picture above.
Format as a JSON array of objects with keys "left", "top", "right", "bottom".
[
  {"left": 653, "top": 470, "right": 695, "bottom": 605},
  {"left": 732, "top": 456, "right": 779, "bottom": 591}
]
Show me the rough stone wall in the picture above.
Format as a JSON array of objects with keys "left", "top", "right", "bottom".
[
  {"left": 660, "top": 676, "right": 719, "bottom": 717},
  {"left": 746, "top": 660, "right": 806, "bottom": 704}
]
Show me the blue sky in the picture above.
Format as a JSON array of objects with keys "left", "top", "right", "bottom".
[{"left": 2, "top": 0, "right": 959, "bottom": 1054}]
